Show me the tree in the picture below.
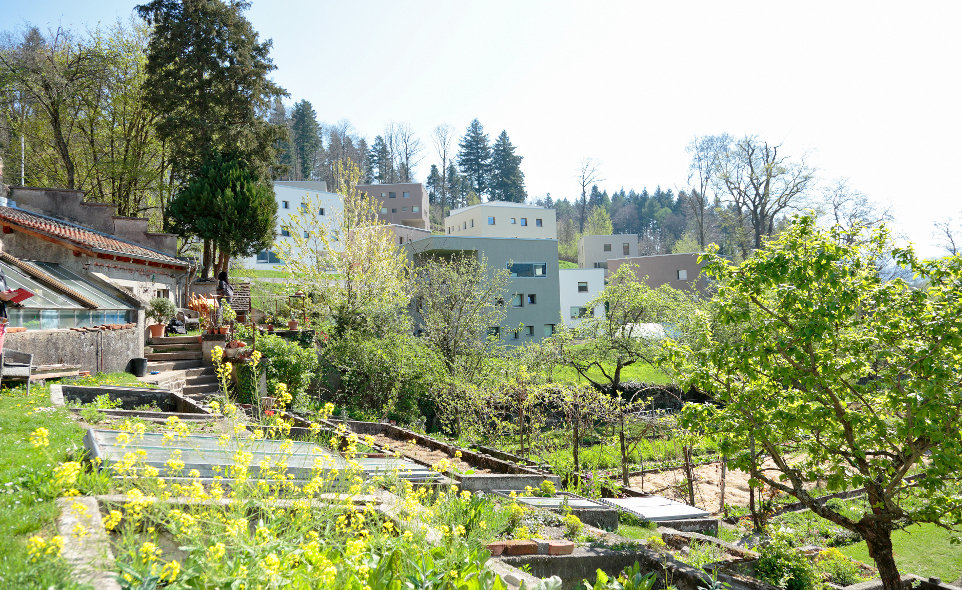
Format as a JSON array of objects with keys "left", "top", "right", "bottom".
[
  {"left": 820, "top": 179, "right": 893, "bottom": 241},
  {"left": 684, "top": 134, "right": 731, "bottom": 248},
  {"left": 457, "top": 119, "right": 491, "bottom": 198},
  {"left": 933, "top": 212, "right": 961, "bottom": 256},
  {"left": 368, "top": 135, "right": 393, "bottom": 183},
  {"left": 290, "top": 99, "right": 320, "bottom": 181},
  {"left": 715, "top": 135, "right": 815, "bottom": 251},
  {"left": 576, "top": 158, "right": 604, "bottom": 233},
  {"left": 168, "top": 153, "right": 278, "bottom": 277},
  {"left": 393, "top": 122, "right": 422, "bottom": 182},
  {"left": 489, "top": 130, "right": 525, "bottom": 202},
  {"left": 675, "top": 215, "right": 962, "bottom": 589},
  {"left": 584, "top": 206, "right": 613, "bottom": 236},
  {"left": 431, "top": 124, "right": 455, "bottom": 216},
  {"left": 136, "top": 0, "right": 287, "bottom": 185}
]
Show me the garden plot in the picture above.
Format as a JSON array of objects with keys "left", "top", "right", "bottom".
[
  {"left": 53, "top": 383, "right": 214, "bottom": 422},
  {"left": 490, "top": 489, "right": 620, "bottom": 531},
  {"left": 603, "top": 496, "right": 710, "bottom": 522}
]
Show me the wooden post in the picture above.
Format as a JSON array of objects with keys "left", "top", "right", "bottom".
[
  {"left": 682, "top": 446, "right": 696, "bottom": 507},
  {"left": 718, "top": 454, "right": 728, "bottom": 515}
]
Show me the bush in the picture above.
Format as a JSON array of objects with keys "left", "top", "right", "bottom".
[
  {"left": 816, "top": 548, "right": 864, "bottom": 586},
  {"left": 256, "top": 333, "right": 318, "bottom": 407},
  {"left": 563, "top": 513, "right": 583, "bottom": 537},
  {"left": 755, "top": 532, "right": 819, "bottom": 590},
  {"left": 146, "top": 297, "right": 176, "bottom": 325}
]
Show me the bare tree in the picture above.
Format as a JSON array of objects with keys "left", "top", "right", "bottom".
[
  {"left": 821, "top": 179, "right": 894, "bottom": 242},
  {"left": 715, "top": 136, "right": 815, "bottom": 250},
  {"left": 394, "top": 122, "right": 423, "bottom": 182},
  {"left": 431, "top": 124, "right": 455, "bottom": 216},
  {"left": 933, "top": 215, "right": 960, "bottom": 256},
  {"left": 684, "top": 134, "right": 731, "bottom": 248},
  {"left": 576, "top": 158, "right": 604, "bottom": 233}
]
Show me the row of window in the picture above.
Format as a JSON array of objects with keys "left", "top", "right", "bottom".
[
  {"left": 381, "top": 192, "right": 412, "bottom": 199},
  {"left": 447, "top": 216, "right": 544, "bottom": 233},
  {"left": 488, "top": 324, "right": 556, "bottom": 339},
  {"left": 380, "top": 206, "right": 420, "bottom": 214},
  {"left": 602, "top": 243, "right": 631, "bottom": 255},
  {"left": 511, "top": 293, "right": 537, "bottom": 307},
  {"left": 570, "top": 306, "right": 595, "bottom": 319},
  {"left": 506, "top": 262, "right": 547, "bottom": 277},
  {"left": 280, "top": 201, "right": 325, "bottom": 216}
]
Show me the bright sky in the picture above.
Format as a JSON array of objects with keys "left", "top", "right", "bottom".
[{"left": 8, "top": 0, "right": 962, "bottom": 257}]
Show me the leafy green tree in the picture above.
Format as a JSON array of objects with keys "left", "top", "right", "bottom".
[
  {"left": 168, "top": 153, "right": 277, "bottom": 277},
  {"left": 136, "top": 0, "right": 287, "bottom": 184},
  {"left": 584, "top": 206, "right": 613, "bottom": 236},
  {"left": 457, "top": 118, "right": 491, "bottom": 198},
  {"left": 290, "top": 99, "right": 320, "bottom": 181},
  {"left": 674, "top": 215, "right": 962, "bottom": 589},
  {"left": 488, "top": 130, "right": 525, "bottom": 202}
]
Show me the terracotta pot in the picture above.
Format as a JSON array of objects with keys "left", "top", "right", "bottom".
[
  {"left": 218, "top": 326, "right": 229, "bottom": 334},
  {"left": 148, "top": 323, "right": 166, "bottom": 339},
  {"left": 267, "top": 324, "right": 274, "bottom": 331},
  {"left": 287, "top": 320, "right": 298, "bottom": 330}
]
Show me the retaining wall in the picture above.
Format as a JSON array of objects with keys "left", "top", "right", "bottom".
[{"left": 5, "top": 324, "right": 142, "bottom": 374}]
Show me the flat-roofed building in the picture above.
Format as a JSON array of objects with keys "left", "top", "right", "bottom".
[
  {"left": 444, "top": 202, "right": 556, "bottom": 240},
  {"left": 558, "top": 268, "right": 605, "bottom": 327},
  {"left": 608, "top": 252, "right": 707, "bottom": 292},
  {"left": 357, "top": 183, "right": 429, "bottom": 230},
  {"left": 578, "top": 234, "right": 638, "bottom": 274}
]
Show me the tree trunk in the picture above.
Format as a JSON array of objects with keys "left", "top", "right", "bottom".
[
  {"left": 572, "top": 411, "right": 580, "bottom": 487},
  {"left": 718, "top": 455, "right": 727, "bottom": 514},
  {"left": 749, "top": 435, "right": 760, "bottom": 531},
  {"left": 619, "top": 416, "right": 629, "bottom": 487},
  {"left": 864, "top": 526, "right": 901, "bottom": 590},
  {"left": 682, "top": 446, "right": 696, "bottom": 507},
  {"left": 202, "top": 239, "right": 213, "bottom": 280}
]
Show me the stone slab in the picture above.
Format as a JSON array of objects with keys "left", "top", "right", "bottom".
[{"left": 56, "top": 497, "right": 121, "bottom": 590}]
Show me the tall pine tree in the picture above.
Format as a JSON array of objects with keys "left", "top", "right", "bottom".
[
  {"left": 457, "top": 119, "right": 491, "bottom": 198},
  {"left": 290, "top": 99, "right": 320, "bottom": 181},
  {"left": 488, "top": 130, "right": 525, "bottom": 202}
]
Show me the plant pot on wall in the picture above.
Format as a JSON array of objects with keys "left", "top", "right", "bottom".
[
  {"left": 287, "top": 320, "right": 298, "bottom": 330},
  {"left": 148, "top": 323, "right": 166, "bottom": 339},
  {"left": 218, "top": 326, "right": 229, "bottom": 334}
]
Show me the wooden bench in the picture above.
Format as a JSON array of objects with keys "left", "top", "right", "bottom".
[{"left": 1, "top": 349, "right": 33, "bottom": 394}]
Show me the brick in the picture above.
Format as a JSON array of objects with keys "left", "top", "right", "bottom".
[
  {"left": 486, "top": 542, "right": 505, "bottom": 556},
  {"left": 501, "top": 539, "right": 538, "bottom": 556},
  {"left": 547, "top": 540, "right": 574, "bottom": 555}
]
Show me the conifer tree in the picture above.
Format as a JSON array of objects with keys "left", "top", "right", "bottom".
[
  {"left": 290, "top": 99, "right": 320, "bottom": 181},
  {"left": 457, "top": 119, "right": 491, "bottom": 198},
  {"left": 489, "top": 130, "right": 526, "bottom": 202}
]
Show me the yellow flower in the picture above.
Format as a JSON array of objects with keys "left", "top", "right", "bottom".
[
  {"left": 102, "top": 510, "right": 123, "bottom": 531},
  {"left": 160, "top": 560, "right": 180, "bottom": 582},
  {"left": 206, "top": 542, "right": 226, "bottom": 561},
  {"left": 139, "top": 541, "right": 162, "bottom": 565},
  {"left": 29, "top": 427, "right": 50, "bottom": 448},
  {"left": 54, "top": 462, "right": 82, "bottom": 488}
]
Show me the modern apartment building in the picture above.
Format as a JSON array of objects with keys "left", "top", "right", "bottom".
[
  {"left": 558, "top": 268, "right": 605, "bottom": 327},
  {"left": 405, "top": 235, "right": 561, "bottom": 343},
  {"left": 578, "top": 234, "right": 638, "bottom": 273},
  {"left": 445, "top": 202, "right": 556, "bottom": 240},
  {"left": 608, "top": 253, "right": 707, "bottom": 292},
  {"left": 356, "top": 183, "right": 429, "bottom": 230},
  {"left": 241, "top": 181, "right": 343, "bottom": 270}
]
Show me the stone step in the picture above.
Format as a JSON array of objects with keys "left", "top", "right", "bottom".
[
  {"left": 147, "top": 343, "right": 202, "bottom": 353},
  {"left": 149, "top": 336, "right": 202, "bottom": 345},
  {"left": 185, "top": 367, "right": 215, "bottom": 378},
  {"left": 146, "top": 351, "right": 203, "bottom": 362},
  {"left": 183, "top": 383, "right": 220, "bottom": 396},
  {"left": 187, "top": 374, "right": 218, "bottom": 386},
  {"left": 145, "top": 359, "right": 203, "bottom": 372}
]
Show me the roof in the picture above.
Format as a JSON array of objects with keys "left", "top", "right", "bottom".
[
  {"left": 0, "top": 205, "right": 186, "bottom": 267},
  {"left": 274, "top": 181, "right": 330, "bottom": 193},
  {"left": 448, "top": 202, "right": 550, "bottom": 216}
]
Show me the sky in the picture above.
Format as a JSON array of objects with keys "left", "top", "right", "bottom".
[{"left": 6, "top": 0, "right": 962, "bottom": 257}]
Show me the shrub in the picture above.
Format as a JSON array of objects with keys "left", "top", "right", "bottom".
[
  {"left": 257, "top": 333, "right": 318, "bottom": 407},
  {"left": 755, "top": 532, "right": 819, "bottom": 590},
  {"left": 146, "top": 297, "right": 176, "bottom": 325},
  {"left": 816, "top": 548, "right": 864, "bottom": 586},
  {"left": 563, "top": 513, "right": 583, "bottom": 538},
  {"left": 539, "top": 480, "right": 557, "bottom": 497}
]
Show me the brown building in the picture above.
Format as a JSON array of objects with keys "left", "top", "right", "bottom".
[
  {"left": 356, "top": 183, "right": 429, "bottom": 230},
  {"left": 607, "top": 253, "right": 707, "bottom": 292}
]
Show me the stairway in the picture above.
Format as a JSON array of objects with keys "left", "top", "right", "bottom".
[{"left": 142, "top": 336, "right": 220, "bottom": 400}]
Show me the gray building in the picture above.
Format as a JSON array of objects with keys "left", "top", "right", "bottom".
[
  {"left": 405, "top": 235, "right": 561, "bottom": 343},
  {"left": 608, "top": 253, "right": 707, "bottom": 292},
  {"left": 578, "top": 234, "right": 638, "bottom": 274}
]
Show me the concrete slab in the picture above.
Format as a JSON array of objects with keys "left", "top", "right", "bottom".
[
  {"left": 56, "top": 496, "right": 121, "bottom": 590},
  {"left": 604, "top": 495, "right": 710, "bottom": 521}
]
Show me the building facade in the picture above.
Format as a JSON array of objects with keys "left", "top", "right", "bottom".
[
  {"left": 444, "top": 202, "right": 556, "bottom": 240},
  {"left": 558, "top": 268, "right": 605, "bottom": 328},
  {"left": 357, "top": 183, "right": 429, "bottom": 230},
  {"left": 405, "top": 235, "right": 561, "bottom": 343},
  {"left": 578, "top": 234, "right": 639, "bottom": 273},
  {"left": 607, "top": 253, "right": 706, "bottom": 292}
]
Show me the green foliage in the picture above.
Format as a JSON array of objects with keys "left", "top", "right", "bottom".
[
  {"left": 563, "top": 513, "right": 583, "bottom": 538},
  {"left": 146, "top": 297, "right": 176, "bottom": 324},
  {"left": 680, "top": 540, "right": 724, "bottom": 569},
  {"left": 815, "top": 548, "right": 865, "bottom": 586},
  {"left": 755, "top": 532, "right": 819, "bottom": 590},
  {"left": 458, "top": 119, "right": 492, "bottom": 197},
  {"left": 583, "top": 561, "right": 657, "bottom": 590},
  {"left": 538, "top": 480, "right": 557, "bottom": 497},
  {"left": 256, "top": 332, "right": 318, "bottom": 407},
  {"left": 584, "top": 206, "right": 613, "bottom": 236},
  {"left": 488, "top": 130, "right": 526, "bottom": 202}
]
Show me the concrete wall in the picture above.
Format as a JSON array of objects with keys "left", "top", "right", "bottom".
[
  {"left": 358, "top": 183, "right": 429, "bottom": 230},
  {"left": 558, "top": 268, "right": 605, "bottom": 327},
  {"left": 5, "top": 323, "right": 143, "bottom": 374},
  {"left": 444, "top": 203, "right": 556, "bottom": 240},
  {"left": 406, "top": 235, "right": 561, "bottom": 342},
  {"left": 240, "top": 182, "right": 345, "bottom": 270},
  {"left": 578, "top": 234, "right": 638, "bottom": 271},
  {"left": 384, "top": 224, "right": 432, "bottom": 246},
  {"left": 608, "top": 253, "right": 707, "bottom": 292}
]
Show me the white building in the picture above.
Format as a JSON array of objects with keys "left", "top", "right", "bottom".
[
  {"left": 558, "top": 268, "right": 605, "bottom": 327},
  {"left": 444, "top": 202, "right": 556, "bottom": 240},
  {"left": 241, "top": 181, "right": 344, "bottom": 270}
]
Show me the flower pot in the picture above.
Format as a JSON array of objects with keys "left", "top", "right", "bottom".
[
  {"left": 267, "top": 324, "right": 274, "bottom": 331},
  {"left": 148, "top": 323, "right": 166, "bottom": 339},
  {"left": 218, "top": 326, "right": 229, "bottom": 334},
  {"left": 287, "top": 320, "right": 298, "bottom": 330}
]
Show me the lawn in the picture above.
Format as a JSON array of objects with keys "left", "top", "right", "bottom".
[
  {"left": 839, "top": 523, "right": 962, "bottom": 579},
  {"left": 551, "top": 362, "right": 671, "bottom": 385}
]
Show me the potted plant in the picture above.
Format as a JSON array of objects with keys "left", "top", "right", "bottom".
[
  {"left": 146, "top": 297, "right": 176, "bottom": 339},
  {"left": 220, "top": 303, "right": 237, "bottom": 334},
  {"left": 287, "top": 311, "right": 298, "bottom": 331}
]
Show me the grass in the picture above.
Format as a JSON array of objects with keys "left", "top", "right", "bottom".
[
  {"left": 839, "top": 523, "right": 962, "bottom": 579},
  {"left": 551, "top": 362, "right": 671, "bottom": 386},
  {"left": 618, "top": 524, "right": 657, "bottom": 540},
  {"left": 232, "top": 268, "right": 291, "bottom": 279}
]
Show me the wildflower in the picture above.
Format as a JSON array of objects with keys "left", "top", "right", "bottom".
[
  {"left": 160, "top": 560, "right": 181, "bottom": 582},
  {"left": 260, "top": 553, "right": 281, "bottom": 575},
  {"left": 102, "top": 510, "right": 123, "bottom": 531},
  {"left": 454, "top": 450, "right": 462, "bottom": 459},
  {"left": 54, "top": 462, "right": 82, "bottom": 488},
  {"left": 139, "top": 541, "right": 162, "bottom": 564},
  {"left": 206, "top": 542, "right": 226, "bottom": 561},
  {"left": 116, "top": 432, "right": 131, "bottom": 447},
  {"left": 29, "top": 427, "right": 50, "bottom": 448}
]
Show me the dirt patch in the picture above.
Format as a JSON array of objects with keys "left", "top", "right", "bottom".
[{"left": 370, "top": 433, "right": 493, "bottom": 475}]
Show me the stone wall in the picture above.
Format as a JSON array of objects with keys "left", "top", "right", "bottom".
[{"left": 4, "top": 324, "right": 142, "bottom": 374}]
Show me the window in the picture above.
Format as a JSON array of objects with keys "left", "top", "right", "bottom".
[
  {"left": 488, "top": 327, "right": 500, "bottom": 339},
  {"left": 399, "top": 237, "right": 404, "bottom": 244},
  {"left": 511, "top": 218, "right": 516, "bottom": 224},
  {"left": 403, "top": 192, "right": 410, "bottom": 198},
  {"left": 521, "top": 218, "right": 527, "bottom": 226},
  {"left": 571, "top": 307, "right": 592, "bottom": 319},
  {"left": 506, "top": 262, "right": 547, "bottom": 277},
  {"left": 300, "top": 202, "right": 308, "bottom": 212},
  {"left": 389, "top": 192, "right": 396, "bottom": 198},
  {"left": 536, "top": 219, "right": 543, "bottom": 227},
  {"left": 154, "top": 289, "right": 170, "bottom": 300},
  {"left": 677, "top": 269, "right": 688, "bottom": 280},
  {"left": 488, "top": 217, "right": 495, "bottom": 225},
  {"left": 510, "top": 330, "right": 520, "bottom": 340},
  {"left": 257, "top": 250, "right": 282, "bottom": 264},
  {"left": 470, "top": 219, "right": 474, "bottom": 227},
  {"left": 544, "top": 324, "right": 556, "bottom": 337},
  {"left": 281, "top": 229, "right": 291, "bottom": 237},
  {"left": 402, "top": 207, "right": 408, "bottom": 212},
  {"left": 319, "top": 208, "right": 325, "bottom": 216},
  {"left": 447, "top": 227, "right": 451, "bottom": 234},
  {"left": 527, "top": 294, "right": 536, "bottom": 305},
  {"left": 413, "top": 206, "right": 420, "bottom": 213},
  {"left": 463, "top": 222, "right": 467, "bottom": 229},
  {"left": 380, "top": 207, "right": 388, "bottom": 214},
  {"left": 511, "top": 294, "right": 523, "bottom": 308},
  {"left": 303, "top": 231, "right": 309, "bottom": 238},
  {"left": 594, "top": 261, "right": 608, "bottom": 269},
  {"left": 603, "top": 244, "right": 612, "bottom": 252},
  {"left": 623, "top": 243, "right": 630, "bottom": 255},
  {"left": 282, "top": 201, "right": 289, "bottom": 209},
  {"left": 392, "top": 208, "right": 397, "bottom": 214},
  {"left": 578, "top": 282, "right": 588, "bottom": 293},
  {"left": 526, "top": 325, "right": 534, "bottom": 337}
]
